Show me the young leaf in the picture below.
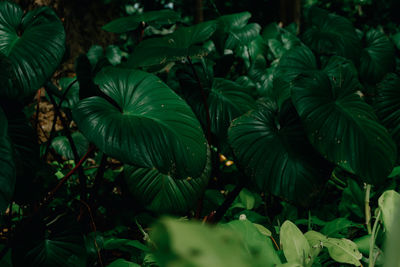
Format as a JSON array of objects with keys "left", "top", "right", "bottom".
[{"left": 280, "top": 221, "right": 310, "bottom": 265}]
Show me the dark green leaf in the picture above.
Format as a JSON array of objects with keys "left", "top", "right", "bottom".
[
  {"left": 228, "top": 100, "right": 332, "bottom": 203},
  {"left": 73, "top": 67, "right": 208, "bottom": 178},
  {"left": 292, "top": 71, "right": 397, "bottom": 184},
  {"left": 374, "top": 73, "right": 400, "bottom": 153},
  {"left": 103, "top": 10, "right": 180, "bottom": 34},
  {"left": 360, "top": 29, "right": 395, "bottom": 85},
  {"left": 302, "top": 7, "right": 361, "bottom": 62},
  {"left": 124, "top": 151, "right": 210, "bottom": 213},
  {"left": 51, "top": 132, "right": 89, "bottom": 160},
  {"left": 12, "top": 214, "right": 87, "bottom": 267},
  {"left": 128, "top": 21, "right": 216, "bottom": 67},
  {"left": 0, "top": 107, "right": 15, "bottom": 213},
  {"left": 0, "top": 1, "right": 65, "bottom": 98}
]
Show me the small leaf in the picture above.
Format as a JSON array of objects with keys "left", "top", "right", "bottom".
[
  {"left": 324, "top": 238, "right": 362, "bottom": 266},
  {"left": 107, "top": 259, "right": 140, "bottom": 267},
  {"left": 280, "top": 221, "right": 310, "bottom": 264},
  {"left": 51, "top": 132, "right": 89, "bottom": 160}
]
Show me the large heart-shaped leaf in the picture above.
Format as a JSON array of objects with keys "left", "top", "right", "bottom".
[
  {"left": 302, "top": 7, "right": 361, "bottom": 62},
  {"left": 292, "top": 71, "right": 397, "bottom": 184},
  {"left": 374, "top": 73, "right": 400, "bottom": 152},
  {"left": 0, "top": 1, "right": 65, "bottom": 98},
  {"left": 12, "top": 214, "right": 87, "bottom": 267},
  {"left": 73, "top": 67, "right": 208, "bottom": 178},
  {"left": 359, "top": 29, "right": 395, "bottom": 85},
  {"left": 127, "top": 21, "right": 216, "bottom": 68},
  {"left": 0, "top": 107, "right": 15, "bottom": 213},
  {"left": 103, "top": 9, "right": 180, "bottom": 34},
  {"left": 124, "top": 151, "right": 210, "bottom": 213},
  {"left": 228, "top": 100, "right": 332, "bottom": 203}
]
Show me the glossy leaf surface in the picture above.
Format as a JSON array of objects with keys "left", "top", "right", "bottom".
[
  {"left": 292, "top": 71, "right": 396, "bottom": 184},
  {"left": 228, "top": 100, "right": 332, "bottom": 202},
  {"left": 0, "top": 1, "right": 65, "bottom": 98},
  {"left": 128, "top": 21, "right": 216, "bottom": 67},
  {"left": 73, "top": 67, "right": 208, "bottom": 178}
]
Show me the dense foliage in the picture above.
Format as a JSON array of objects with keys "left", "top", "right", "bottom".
[{"left": 0, "top": 0, "right": 400, "bottom": 266}]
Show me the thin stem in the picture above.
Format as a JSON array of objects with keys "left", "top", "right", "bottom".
[
  {"left": 369, "top": 209, "right": 381, "bottom": 267},
  {"left": 207, "top": 181, "right": 245, "bottom": 223},
  {"left": 365, "top": 183, "right": 372, "bottom": 234},
  {"left": 42, "top": 145, "right": 94, "bottom": 206},
  {"left": 89, "top": 153, "right": 107, "bottom": 206},
  {"left": 187, "top": 56, "right": 212, "bottom": 145},
  {"left": 46, "top": 84, "right": 88, "bottom": 201}
]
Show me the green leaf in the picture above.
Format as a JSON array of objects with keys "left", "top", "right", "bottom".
[
  {"left": 0, "top": 107, "right": 15, "bottom": 213},
  {"left": 324, "top": 238, "right": 362, "bottom": 266},
  {"left": 320, "top": 218, "right": 360, "bottom": 238},
  {"left": 378, "top": 190, "right": 400, "bottom": 234},
  {"left": 73, "top": 67, "right": 208, "bottom": 178},
  {"left": 103, "top": 237, "right": 149, "bottom": 253},
  {"left": 225, "top": 23, "right": 261, "bottom": 50},
  {"left": 51, "top": 132, "right": 89, "bottom": 160},
  {"left": 302, "top": 7, "right": 361, "bottom": 62},
  {"left": 183, "top": 78, "right": 255, "bottom": 141},
  {"left": 374, "top": 73, "right": 400, "bottom": 154},
  {"left": 151, "top": 217, "right": 280, "bottom": 267},
  {"left": 107, "top": 259, "right": 140, "bottom": 267},
  {"left": 223, "top": 220, "right": 281, "bottom": 265},
  {"left": 228, "top": 99, "right": 332, "bottom": 203},
  {"left": 103, "top": 9, "right": 180, "bottom": 34},
  {"left": 127, "top": 21, "right": 216, "bottom": 67},
  {"left": 0, "top": 1, "right": 65, "bottom": 98},
  {"left": 280, "top": 220, "right": 310, "bottom": 265},
  {"left": 124, "top": 152, "right": 210, "bottom": 213},
  {"left": 338, "top": 179, "right": 364, "bottom": 219},
  {"left": 305, "top": 230, "right": 362, "bottom": 266},
  {"left": 359, "top": 29, "right": 395, "bottom": 85},
  {"left": 291, "top": 70, "right": 397, "bottom": 184},
  {"left": 12, "top": 214, "right": 87, "bottom": 267},
  {"left": 53, "top": 77, "right": 80, "bottom": 109}
]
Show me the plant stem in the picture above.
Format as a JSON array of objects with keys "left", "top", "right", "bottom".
[
  {"left": 89, "top": 153, "right": 107, "bottom": 206},
  {"left": 187, "top": 56, "right": 212, "bottom": 145},
  {"left": 208, "top": 181, "right": 245, "bottom": 223},
  {"left": 42, "top": 145, "right": 94, "bottom": 206},
  {"left": 365, "top": 183, "right": 372, "bottom": 234},
  {"left": 369, "top": 209, "right": 381, "bottom": 267},
  {"left": 46, "top": 84, "right": 88, "bottom": 201}
]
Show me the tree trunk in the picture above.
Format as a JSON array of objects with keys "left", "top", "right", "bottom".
[
  {"left": 279, "top": 0, "right": 301, "bottom": 33},
  {"left": 194, "top": 0, "right": 204, "bottom": 24}
]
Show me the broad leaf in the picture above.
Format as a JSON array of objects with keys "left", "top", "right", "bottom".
[
  {"left": 151, "top": 217, "right": 280, "bottom": 267},
  {"left": 280, "top": 221, "right": 310, "bottom": 265},
  {"left": 223, "top": 220, "right": 281, "bottom": 265},
  {"left": 359, "top": 29, "right": 395, "bottom": 85},
  {"left": 0, "top": 1, "right": 65, "bottom": 98},
  {"left": 183, "top": 77, "right": 256, "bottom": 141},
  {"left": 124, "top": 151, "right": 210, "bottom": 213},
  {"left": 51, "top": 132, "right": 89, "bottom": 160},
  {"left": 302, "top": 7, "right": 361, "bottom": 62},
  {"left": 378, "top": 190, "right": 400, "bottom": 235},
  {"left": 107, "top": 259, "right": 140, "bottom": 267},
  {"left": 73, "top": 67, "right": 208, "bottom": 178},
  {"left": 0, "top": 107, "right": 15, "bottom": 213},
  {"left": 292, "top": 71, "right": 396, "bottom": 184},
  {"left": 127, "top": 21, "right": 216, "bottom": 67},
  {"left": 228, "top": 100, "right": 332, "bottom": 203},
  {"left": 12, "top": 214, "right": 87, "bottom": 267},
  {"left": 103, "top": 10, "right": 180, "bottom": 34},
  {"left": 374, "top": 73, "right": 400, "bottom": 153}
]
